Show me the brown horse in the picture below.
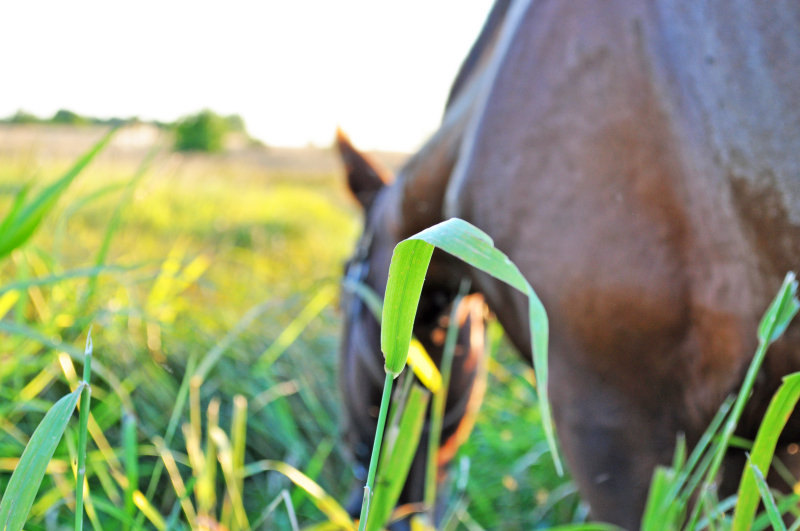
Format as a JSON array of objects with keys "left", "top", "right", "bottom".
[{"left": 338, "top": 0, "right": 800, "bottom": 528}]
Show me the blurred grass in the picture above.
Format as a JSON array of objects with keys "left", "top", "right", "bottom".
[{"left": 0, "top": 127, "right": 575, "bottom": 529}]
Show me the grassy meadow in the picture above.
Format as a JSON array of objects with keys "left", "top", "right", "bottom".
[{"left": 0, "top": 125, "right": 578, "bottom": 529}]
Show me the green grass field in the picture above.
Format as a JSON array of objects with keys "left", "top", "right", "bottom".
[
  {"left": 6, "top": 126, "right": 796, "bottom": 531},
  {"left": 0, "top": 126, "right": 578, "bottom": 530}
]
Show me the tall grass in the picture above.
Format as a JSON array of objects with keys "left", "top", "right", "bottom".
[
  {"left": 0, "top": 132, "right": 360, "bottom": 528},
  {"left": 3, "top": 129, "right": 799, "bottom": 530}
]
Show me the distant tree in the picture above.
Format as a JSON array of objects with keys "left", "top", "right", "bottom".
[
  {"left": 174, "top": 110, "right": 228, "bottom": 152},
  {"left": 93, "top": 116, "right": 137, "bottom": 127},
  {"left": 51, "top": 109, "right": 88, "bottom": 125},
  {"left": 224, "top": 114, "right": 247, "bottom": 133},
  {"left": 6, "top": 110, "right": 42, "bottom": 124}
]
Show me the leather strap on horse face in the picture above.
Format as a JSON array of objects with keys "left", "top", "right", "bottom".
[{"left": 342, "top": 227, "right": 375, "bottom": 326}]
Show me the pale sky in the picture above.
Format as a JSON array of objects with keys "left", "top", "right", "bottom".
[{"left": 0, "top": 1, "right": 493, "bottom": 152}]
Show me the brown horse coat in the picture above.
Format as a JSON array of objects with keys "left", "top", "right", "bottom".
[{"left": 340, "top": 1, "right": 800, "bottom": 527}]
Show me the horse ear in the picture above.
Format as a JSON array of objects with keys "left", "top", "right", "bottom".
[{"left": 336, "top": 128, "right": 392, "bottom": 209}]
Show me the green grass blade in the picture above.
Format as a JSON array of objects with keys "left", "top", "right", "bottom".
[
  {"left": 732, "top": 372, "right": 800, "bottom": 530},
  {"left": 747, "top": 459, "right": 787, "bottom": 531},
  {"left": 122, "top": 409, "right": 139, "bottom": 530},
  {"left": 359, "top": 373, "right": 394, "bottom": 530},
  {"left": 758, "top": 272, "right": 800, "bottom": 345},
  {"left": 641, "top": 466, "right": 679, "bottom": 531},
  {"left": 547, "top": 525, "right": 623, "bottom": 531},
  {"left": 382, "top": 239, "right": 434, "bottom": 376},
  {"left": 257, "top": 285, "right": 337, "bottom": 370},
  {"left": 246, "top": 460, "right": 354, "bottom": 530},
  {"left": 0, "top": 129, "right": 115, "bottom": 259},
  {"left": 0, "top": 264, "right": 141, "bottom": 296},
  {"left": 0, "top": 183, "right": 31, "bottom": 239},
  {"left": 383, "top": 218, "right": 560, "bottom": 473},
  {"left": 75, "top": 331, "right": 94, "bottom": 531},
  {"left": 290, "top": 438, "right": 335, "bottom": 513},
  {"left": 367, "top": 383, "right": 431, "bottom": 530},
  {"left": 0, "top": 383, "right": 85, "bottom": 531},
  {"left": 231, "top": 395, "right": 247, "bottom": 501},
  {"left": 208, "top": 427, "right": 249, "bottom": 531},
  {"left": 702, "top": 272, "right": 799, "bottom": 509}
]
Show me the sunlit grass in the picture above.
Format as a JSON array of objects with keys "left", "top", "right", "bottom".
[
  {"left": 0, "top": 138, "right": 363, "bottom": 528},
  {"left": 7, "top": 129, "right": 799, "bottom": 530}
]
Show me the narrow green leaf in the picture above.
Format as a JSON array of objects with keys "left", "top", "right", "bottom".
[
  {"left": 359, "top": 373, "right": 394, "bottom": 531},
  {"left": 698, "top": 271, "right": 799, "bottom": 522},
  {"left": 383, "top": 218, "right": 561, "bottom": 473},
  {"left": 0, "top": 183, "right": 31, "bottom": 239},
  {"left": 732, "top": 372, "right": 800, "bottom": 530},
  {"left": 257, "top": 285, "right": 337, "bottom": 370},
  {"left": 75, "top": 330, "right": 94, "bottom": 531},
  {"left": 641, "top": 466, "right": 680, "bottom": 531},
  {"left": 546, "top": 524, "right": 623, "bottom": 531},
  {"left": 122, "top": 410, "right": 139, "bottom": 529},
  {"left": 0, "top": 129, "right": 115, "bottom": 259},
  {"left": 381, "top": 239, "right": 434, "bottom": 376},
  {"left": 367, "top": 384, "right": 431, "bottom": 530},
  {"left": 231, "top": 395, "right": 248, "bottom": 500},
  {"left": 758, "top": 272, "right": 800, "bottom": 345},
  {"left": 248, "top": 460, "right": 354, "bottom": 530},
  {"left": 0, "top": 263, "right": 140, "bottom": 296},
  {"left": 747, "top": 459, "right": 787, "bottom": 531},
  {"left": 0, "top": 384, "right": 85, "bottom": 531}
]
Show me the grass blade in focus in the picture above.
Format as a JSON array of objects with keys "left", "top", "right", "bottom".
[
  {"left": 382, "top": 218, "right": 560, "bottom": 473},
  {"left": 382, "top": 239, "right": 434, "bottom": 376},
  {"left": 0, "top": 384, "right": 85, "bottom": 531}
]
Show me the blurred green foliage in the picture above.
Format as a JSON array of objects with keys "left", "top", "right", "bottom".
[
  {"left": 6, "top": 110, "right": 42, "bottom": 124},
  {"left": 173, "top": 110, "right": 229, "bottom": 153},
  {"left": 51, "top": 109, "right": 89, "bottom": 126}
]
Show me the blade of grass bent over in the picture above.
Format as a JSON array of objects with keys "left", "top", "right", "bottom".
[{"left": 382, "top": 218, "right": 560, "bottom": 473}]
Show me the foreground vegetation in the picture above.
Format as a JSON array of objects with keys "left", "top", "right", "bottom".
[
  {"left": 6, "top": 126, "right": 799, "bottom": 530},
  {"left": 0, "top": 127, "right": 577, "bottom": 529}
]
